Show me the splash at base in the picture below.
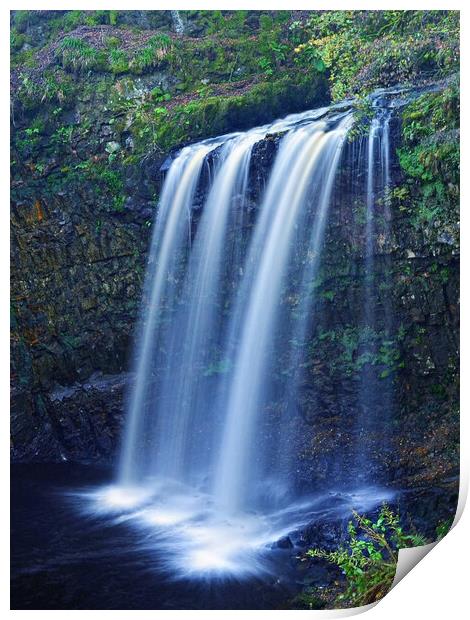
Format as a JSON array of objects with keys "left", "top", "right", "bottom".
[{"left": 75, "top": 482, "right": 394, "bottom": 579}]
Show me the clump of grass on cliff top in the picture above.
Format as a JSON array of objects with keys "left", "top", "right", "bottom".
[
  {"left": 129, "top": 33, "right": 173, "bottom": 73},
  {"left": 54, "top": 33, "right": 174, "bottom": 76},
  {"left": 10, "top": 10, "right": 119, "bottom": 66},
  {"left": 57, "top": 36, "right": 108, "bottom": 72}
]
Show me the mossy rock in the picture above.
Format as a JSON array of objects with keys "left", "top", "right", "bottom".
[{"left": 142, "top": 74, "right": 328, "bottom": 153}]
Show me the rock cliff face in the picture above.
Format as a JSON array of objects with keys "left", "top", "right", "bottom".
[
  {"left": 11, "top": 136, "right": 158, "bottom": 461},
  {"left": 10, "top": 13, "right": 459, "bottom": 504},
  {"left": 10, "top": 37, "right": 328, "bottom": 461},
  {"left": 11, "top": 101, "right": 459, "bottom": 494}
]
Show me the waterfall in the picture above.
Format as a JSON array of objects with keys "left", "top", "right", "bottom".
[
  {"left": 357, "top": 105, "right": 393, "bottom": 477},
  {"left": 118, "top": 106, "right": 346, "bottom": 495},
  {"left": 119, "top": 108, "right": 355, "bottom": 504},
  {"left": 171, "top": 10, "right": 184, "bottom": 35},
  {"left": 86, "top": 98, "right": 402, "bottom": 577},
  {"left": 149, "top": 131, "right": 263, "bottom": 484}
]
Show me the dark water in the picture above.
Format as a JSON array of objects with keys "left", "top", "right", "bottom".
[
  {"left": 11, "top": 463, "right": 412, "bottom": 609},
  {"left": 10, "top": 464, "right": 309, "bottom": 610}
]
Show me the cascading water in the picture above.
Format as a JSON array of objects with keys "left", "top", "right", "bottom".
[
  {"left": 363, "top": 105, "right": 392, "bottom": 324},
  {"left": 214, "top": 114, "right": 354, "bottom": 512},
  {"left": 84, "top": 97, "right": 399, "bottom": 578},
  {"left": 357, "top": 103, "right": 393, "bottom": 476},
  {"left": 170, "top": 10, "right": 184, "bottom": 35},
  {"left": 149, "top": 131, "right": 263, "bottom": 484},
  {"left": 119, "top": 141, "right": 223, "bottom": 484}
]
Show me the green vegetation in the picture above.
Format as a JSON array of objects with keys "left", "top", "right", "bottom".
[
  {"left": 109, "top": 48, "right": 129, "bottom": 74},
  {"left": 10, "top": 10, "right": 459, "bottom": 164},
  {"left": 304, "top": 505, "right": 427, "bottom": 607},
  {"left": 53, "top": 33, "right": 174, "bottom": 76},
  {"left": 131, "top": 34, "right": 173, "bottom": 73},
  {"left": 57, "top": 36, "right": 106, "bottom": 72},
  {"left": 397, "top": 81, "right": 459, "bottom": 234},
  {"left": 11, "top": 10, "right": 330, "bottom": 166},
  {"left": 128, "top": 73, "right": 325, "bottom": 155},
  {"left": 295, "top": 11, "right": 459, "bottom": 100},
  {"left": 11, "top": 10, "right": 458, "bottom": 94},
  {"left": 435, "top": 518, "right": 453, "bottom": 540},
  {"left": 16, "top": 69, "right": 77, "bottom": 110},
  {"left": 312, "top": 326, "right": 404, "bottom": 379},
  {"left": 10, "top": 9, "right": 459, "bottom": 253}
]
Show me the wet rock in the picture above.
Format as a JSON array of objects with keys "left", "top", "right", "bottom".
[
  {"left": 437, "top": 231, "right": 456, "bottom": 245},
  {"left": 11, "top": 372, "right": 131, "bottom": 462},
  {"left": 300, "top": 562, "right": 330, "bottom": 588},
  {"left": 302, "top": 519, "right": 347, "bottom": 551},
  {"left": 288, "top": 530, "right": 308, "bottom": 548},
  {"left": 274, "top": 536, "right": 294, "bottom": 549}
]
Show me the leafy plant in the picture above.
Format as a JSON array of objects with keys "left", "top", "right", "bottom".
[
  {"left": 398, "top": 83, "right": 459, "bottom": 233},
  {"left": 436, "top": 518, "right": 453, "bottom": 540},
  {"left": 51, "top": 125, "right": 74, "bottom": 145},
  {"left": 150, "top": 86, "right": 171, "bottom": 102},
  {"left": 306, "top": 505, "right": 427, "bottom": 606},
  {"left": 258, "top": 56, "right": 274, "bottom": 77}
]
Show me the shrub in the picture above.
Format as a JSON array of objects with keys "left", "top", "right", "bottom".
[
  {"left": 295, "top": 11, "right": 459, "bottom": 100},
  {"left": 306, "top": 505, "right": 427, "bottom": 607}
]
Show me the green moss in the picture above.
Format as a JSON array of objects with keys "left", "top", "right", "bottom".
[
  {"left": 398, "top": 81, "right": 459, "bottom": 233},
  {"left": 131, "top": 73, "right": 326, "bottom": 154},
  {"left": 109, "top": 48, "right": 129, "bottom": 74}
]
